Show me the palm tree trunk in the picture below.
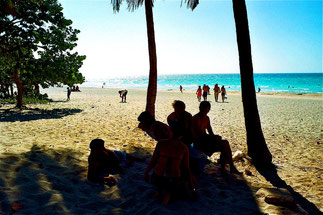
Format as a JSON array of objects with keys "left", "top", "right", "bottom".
[
  {"left": 144, "top": 0, "right": 157, "bottom": 118},
  {"left": 13, "top": 68, "right": 23, "bottom": 108},
  {"left": 232, "top": 0, "right": 272, "bottom": 166}
]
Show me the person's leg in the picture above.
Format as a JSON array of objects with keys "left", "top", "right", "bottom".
[
  {"left": 126, "top": 153, "right": 146, "bottom": 162},
  {"left": 221, "top": 140, "right": 240, "bottom": 174}
]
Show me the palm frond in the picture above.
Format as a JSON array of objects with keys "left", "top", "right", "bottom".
[
  {"left": 111, "top": 0, "right": 122, "bottom": 12},
  {"left": 126, "top": 0, "right": 145, "bottom": 12},
  {"left": 182, "top": 0, "right": 199, "bottom": 10}
]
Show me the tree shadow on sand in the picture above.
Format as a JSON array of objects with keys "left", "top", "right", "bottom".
[
  {"left": 256, "top": 164, "right": 322, "bottom": 215},
  {"left": 0, "top": 144, "right": 263, "bottom": 215},
  {"left": 0, "top": 145, "right": 123, "bottom": 214},
  {"left": 0, "top": 108, "right": 82, "bottom": 122},
  {"left": 115, "top": 146, "right": 262, "bottom": 215}
]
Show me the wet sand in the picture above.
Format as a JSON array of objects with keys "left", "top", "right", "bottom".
[{"left": 0, "top": 87, "right": 322, "bottom": 214}]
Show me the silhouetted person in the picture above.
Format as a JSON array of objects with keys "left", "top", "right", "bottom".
[
  {"left": 67, "top": 87, "right": 71, "bottom": 101},
  {"left": 167, "top": 100, "right": 192, "bottom": 148},
  {"left": 138, "top": 111, "right": 197, "bottom": 205},
  {"left": 191, "top": 101, "right": 240, "bottom": 175},
  {"left": 87, "top": 139, "right": 145, "bottom": 185},
  {"left": 179, "top": 85, "right": 183, "bottom": 93},
  {"left": 119, "top": 89, "right": 128, "bottom": 103}
]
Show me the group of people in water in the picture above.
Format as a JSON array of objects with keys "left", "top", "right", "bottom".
[
  {"left": 87, "top": 100, "right": 240, "bottom": 205},
  {"left": 196, "top": 84, "right": 227, "bottom": 102}
]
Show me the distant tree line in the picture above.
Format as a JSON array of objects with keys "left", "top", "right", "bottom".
[{"left": 0, "top": 0, "right": 86, "bottom": 107}]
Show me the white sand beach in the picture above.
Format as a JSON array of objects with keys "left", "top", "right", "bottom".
[{"left": 0, "top": 87, "right": 322, "bottom": 214}]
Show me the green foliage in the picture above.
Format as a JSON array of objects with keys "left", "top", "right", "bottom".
[
  {"left": 0, "top": 0, "right": 86, "bottom": 91},
  {"left": 0, "top": 94, "right": 52, "bottom": 105}
]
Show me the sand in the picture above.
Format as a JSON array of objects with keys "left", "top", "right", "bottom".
[{"left": 0, "top": 87, "right": 322, "bottom": 214}]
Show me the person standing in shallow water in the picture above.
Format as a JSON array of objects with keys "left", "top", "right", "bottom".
[
  {"left": 213, "top": 84, "right": 220, "bottom": 102},
  {"left": 196, "top": 86, "right": 202, "bottom": 102}
]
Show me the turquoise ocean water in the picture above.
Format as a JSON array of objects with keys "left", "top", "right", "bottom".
[{"left": 81, "top": 73, "right": 322, "bottom": 94}]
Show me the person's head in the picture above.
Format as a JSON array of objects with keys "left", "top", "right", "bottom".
[
  {"left": 138, "top": 111, "right": 155, "bottom": 131},
  {"left": 67, "top": 87, "right": 69, "bottom": 89},
  {"left": 199, "top": 101, "right": 211, "bottom": 115},
  {"left": 172, "top": 100, "right": 185, "bottom": 114},
  {"left": 89, "top": 139, "right": 105, "bottom": 151},
  {"left": 198, "top": 86, "right": 201, "bottom": 89}
]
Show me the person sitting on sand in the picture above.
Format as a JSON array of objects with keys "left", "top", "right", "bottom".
[
  {"left": 138, "top": 111, "right": 197, "bottom": 205},
  {"left": 191, "top": 101, "right": 240, "bottom": 175},
  {"left": 87, "top": 138, "right": 145, "bottom": 185},
  {"left": 167, "top": 100, "right": 192, "bottom": 148},
  {"left": 119, "top": 89, "right": 128, "bottom": 103}
]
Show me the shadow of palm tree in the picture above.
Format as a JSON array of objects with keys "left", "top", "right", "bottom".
[
  {"left": 0, "top": 144, "right": 263, "bottom": 214},
  {"left": 255, "top": 164, "right": 322, "bottom": 215},
  {"left": 116, "top": 145, "right": 261, "bottom": 215},
  {"left": 0, "top": 108, "right": 83, "bottom": 122}
]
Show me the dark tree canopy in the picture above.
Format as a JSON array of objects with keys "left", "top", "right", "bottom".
[{"left": 0, "top": 0, "right": 86, "bottom": 106}]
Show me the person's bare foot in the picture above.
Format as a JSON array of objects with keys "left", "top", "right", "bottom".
[{"left": 104, "top": 176, "right": 117, "bottom": 186}]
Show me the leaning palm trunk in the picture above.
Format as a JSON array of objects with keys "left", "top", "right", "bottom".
[
  {"left": 232, "top": 0, "right": 272, "bottom": 166},
  {"left": 144, "top": 0, "right": 158, "bottom": 117}
]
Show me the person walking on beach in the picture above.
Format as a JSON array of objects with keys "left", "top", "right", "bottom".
[
  {"left": 213, "top": 84, "right": 220, "bottom": 102},
  {"left": 196, "top": 86, "right": 202, "bottom": 102},
  {"left": 67, "top": 87, "right": 71, "bottom": 101},
  {"left": 179, "top": 85, "right": 183, "bottom": 93},
  {"left": 221, "top": 85, "right": 226, "bottom": 103},
  {"left": 138, "top": 111, "right": 197, "bottom": 205},
  {"left": 87, "top": 139, "right": 145, "bottom": 185},
  {"left": 191, "top": 101, "right": 240, "bottom": 175},
  {"left": 202, "top": 84, "right": 208, "bottom": 101},
  {"left": 119, "top": 89, "right": 128, "bottom": 103}
]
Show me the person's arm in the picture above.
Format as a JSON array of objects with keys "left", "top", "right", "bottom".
[
  {"left": 206, "top": 116, "right": 214, "bottom": 136},
  {"left": 191, "top": 117, "right": 199, "bottom": 140},
  {"left": 88, "top": 159, "right": 105, "bottom": 183},
  {"left": 143, "top": 144, "right": 160, "bottom": 182}
]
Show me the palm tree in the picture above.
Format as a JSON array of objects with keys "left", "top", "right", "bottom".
[
  {"left": 231, "top": 0, "right": 272, "bottom": 166},
  {"left": 112, "top": 0, "right": 197, "bottom": 117},
  {"left": 112, "top": 0, "right": 157, "bottom": 117},
  {"left": 186, "top": 0, "right": 272, "bottom": 166}
]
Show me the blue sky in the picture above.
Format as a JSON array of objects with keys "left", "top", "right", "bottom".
[{"left": 59, "top": 0, "right": 322, "bottom": 79}]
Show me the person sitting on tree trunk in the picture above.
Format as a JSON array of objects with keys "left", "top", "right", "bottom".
[{"left": 191, "top": 101, "right": 241, "bottom": 175}]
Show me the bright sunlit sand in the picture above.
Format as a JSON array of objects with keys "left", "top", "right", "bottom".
[{"left": 0, "top": 87, "right": 322, "bottom": 214}]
